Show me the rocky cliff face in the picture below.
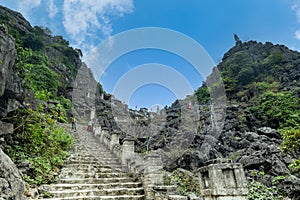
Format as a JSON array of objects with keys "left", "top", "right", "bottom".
[
  {"left": 161, "top": 41, "right": 300, "bottom": 199},
  {"left": 0, "top": 24, "right": 25, "bottom": 200},
  {"left": 0, "top": 149, "right": 25, "bottom": 200},
  {"left": 72, "top": 63, "right": 97, "bottom": 121},
  {"left": 0, "top": 24, "right": 23, "bottom": 118},
  {"left": 0, "top": 5, "right": 82, "bottom": 198}
]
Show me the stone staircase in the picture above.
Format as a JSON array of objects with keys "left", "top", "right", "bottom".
[{"left": 41, "top": 124, "right": 145, "bottom": 200}]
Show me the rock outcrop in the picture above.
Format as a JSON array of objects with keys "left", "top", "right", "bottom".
[
  {"left": 72, "top": 63, "right": 98, "bottom": 121},
  {"left": 0, "top": 149, "right": 25, "bottom": 200},
  {"left": 0, "top": 24, "right": 23, "bottom": 118}
]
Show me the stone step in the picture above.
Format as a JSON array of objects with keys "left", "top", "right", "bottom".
[
  {"left": 168, "top": 195, "right": 188, "bottom": 200},
  {"left": 48, "top": 187, "right": 144, "bottom": 198},
  {"left": 61, "top": 164, "right": 124, "bottom": 172},
  {"left": 49, "top": 182, "right": 143, "bottom": 190},
  {"left": 65, "top": 158, "right": 121, "bottom": 165},
  {"left": 59, "top": 177, "right": 137, "bottom": 184},
  {"left": 60, "top": 167, "right": 121, "bottom": 174},
  {"left": 58, "top": 172, "right": 129, "bottom": 179},
  {"left": 42, "top": 194, "right": 145, "bottom": 200},
  {"left": 39, "top": 124, "right": 145, "bottom": 200},
  {"left": 65, "top": 161, "right": 102, "bottom": 165}
]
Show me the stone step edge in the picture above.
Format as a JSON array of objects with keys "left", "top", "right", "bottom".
[
  {"left": 50, "top": 182, "right": 142, "bottom": 187},
  {"left": 58, "top": 177, "right": 137, "bottom": 182},
  {"left": 42, "top": 194, "right": 145, "bottom": 200},
  {"left": 48, "top": 187, "right": 144, "bottom": 194}
]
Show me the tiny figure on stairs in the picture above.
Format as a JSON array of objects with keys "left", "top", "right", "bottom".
[
  {"left": 87, "top": 119, "right": 93, "bottom": 132},
  {"left": 71, "top": 116, "right": 77, "bottom": 131}
]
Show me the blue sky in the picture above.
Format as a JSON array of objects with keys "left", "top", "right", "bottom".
[{"left": 1, "top": 0, "right": 300, "bottom": 109}]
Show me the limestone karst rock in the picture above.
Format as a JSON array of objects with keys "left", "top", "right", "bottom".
[{"left": 0, "top": 149, "right": 25, "bottom": 200}]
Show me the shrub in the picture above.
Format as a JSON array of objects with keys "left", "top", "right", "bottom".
[
  {"left": 4, "top": 107, "right": 73, "bottom": 185},
  {"left": 164, "top": 169, "right": 201, "bottom": 196},
  {"left": 251, "top": 91, "right": 300, "bottom": 129},
  {"left": 195, "top": 84, "right": 210, "bottom": 104},
  {"left": 247, "top": 181, "right": 286, "bottom": 200}
]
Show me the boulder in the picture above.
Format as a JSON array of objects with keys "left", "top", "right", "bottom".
[
  {"left": 0, "top": 121, "right": 13, "bottom": 136},
  {"left": 0, "top": 149, "right": 25, "bottom": 200},
  {"left": 257, "top": 127, "right": 281, "bottom": 139}
]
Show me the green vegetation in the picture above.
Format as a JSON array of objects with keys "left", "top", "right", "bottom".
[
  {"left": 0, "top": 14, "right": 80, "bottom": 187},
  {"left": 247, "top": 180, "right": 286, "bottom": 200},
  {"left": 219, "top": 49, "right": 285, "bottom": 96},
  {"left": 4, "top": 107, "right": 73, "bottom": 185},
  {"left": 220, "top": 51, "right": 258, "bottom": 92},
  {"left": 251, "top": 91, "right": 300, "bottom": 174},
  {"left": 97, "top": 82, "right": 106, "bottom": 95},
  {"left": 164, "top": 169, "right": 201, "bottom": 196},
  {"left": 251, "top": 91, "right": 300, "bottom": 129},
  {"left": 281, "top": 128, "right": 300, "bottom": 174},
  {"left": 14, "top": 45, "right": 60, "bottom": 100},
  {"left": 195, "top": 84, "right": 210, "bottom": 104}
]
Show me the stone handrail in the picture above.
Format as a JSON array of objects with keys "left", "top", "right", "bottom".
[{"left": 93, "top": 125, "right": 248, "bottom": 200}]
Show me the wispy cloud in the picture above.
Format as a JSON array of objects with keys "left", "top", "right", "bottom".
[
  {"left": 295, "top": 29, "right": 300, "bottom": 40},
  {"left": 292, "top": 1, "right": 300, "bottom": 40},
  {"left": 17, "top": 0, "right": 41, "bottom": 19},
  {"left": 47, "top": 0, "right": 59, "bottom": 18},
  {"left": 62, "top": 0, "right": 134, "bottom": 54}
]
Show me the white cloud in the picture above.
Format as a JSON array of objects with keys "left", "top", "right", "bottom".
[
  {"left": 292, "top": 2, "right": 300, "bottom": 22},
  {"left": 295, "top": 29, "right": 300, "bottom": 40},
  {"left": 17, "top": 0, "right": 41, "bottom": 19},
  {"left": 292, "top": 1, "right": 300, "bottom": 40},
  {"left": 47, "top": 0, "right": 59, "bottom": 18},
  {"left": 62, "top": 0, "right": 134, "bottom": 53}
]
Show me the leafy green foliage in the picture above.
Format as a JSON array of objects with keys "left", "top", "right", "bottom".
[
  {"left": 247, "top": 181, "right": 287, "bottom": 200},
  {"left": 4, "top": 107, "right": 73, "bottom": 185},
  {"left": 281, "top": 128, "right": 300, "bottom": 175},
  {"left": 21, "top": 33, "right": 45, "bottom": 51},
  {"left": 262, "top": 50, "right": 284, "bottom": 67},
  {"left": 14, "top": 45, "right": 60, "bottom": 99},
  {"left": 251, "top": 91, "right": 300, "bottom": 174},
  {"left": 164, "top": 169, "right": 201, "bottom": 196},
  {"left": 251, "top": 91, "right": 300, "bottom": 129},
  {"left": 220, "top": 51, "right": 258, "bottom": 92},
  {"left": 97, "top": 82, "right": 106, "bottom": 95},
  {"left": 195, "top": 84, "right": 210, "bottom": 104}
]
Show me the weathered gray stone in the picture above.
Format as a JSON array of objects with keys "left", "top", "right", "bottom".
[
  {"left": 0, "top": 149, "right": 25, "bottom": 200},
  {"left": 0, "top": 24, "right": 16, "bottom": 97},
  {"left": 0, "top": 121, "right": 13, "bottom": 136},
  {"left": 122, "top": 138, "right": 135, "bottom": 165},
  {"left": 197, "top": 160, "right": 248, "bottom": 200},
  {"left": 257, "top": 127, "right": 281, "bottom": 139},
  {"left": 72, "top": 63, "right": 97, "bottom": 121}
]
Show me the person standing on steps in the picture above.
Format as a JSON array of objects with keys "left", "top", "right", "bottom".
[
  {"left": 87, "top": 119, "right": 93, "bottom": 132},
  {"left": 71, "top": 116, "right": 77, "bottom": 131}
]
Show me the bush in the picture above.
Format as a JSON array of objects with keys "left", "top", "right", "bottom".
[
  {"left": 164, "top": 169, "right": 201, "bottom": 196},
  {"left": 22, "top": 33, "right": 45, "bottom": 51},
  {"left": 195, "top": 84, "right": 210, "bottom": 104},
  {"left": 251, "top": 92, "right": 300, "bottom": 175},
  {"left": 247, "top": 181, "right": 287, "bottom": 200},
  {"left": 251, "top": 91, "right": 300, "bottom": 129},
  {"left": 14, "top": 45, "right": 60, "bottom": 98},
  {"left": 4, "top": 107, "right": 73, "bottom": 185}
]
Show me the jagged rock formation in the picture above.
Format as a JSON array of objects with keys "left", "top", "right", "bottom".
[
  {"left": 0, "top": 149, "right": 25, "bottom": 200},
  {"left": 157, "top": 40, "right": 300, "bottom": 199},
  {"left": 0, "top": 24, "right": 23, "bottom": 118},
  {"left": 0, "top": 22, "right": 26, "bottom": 200},
  {"left": 0, "top": 5, "right": 82, "bottom": 199},
  {"left": 72, "top": 63, "right": 98, "bottom": 121}
]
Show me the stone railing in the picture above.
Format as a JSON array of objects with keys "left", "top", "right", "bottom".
[{"left": 93, "top": 126, "right": 248, "bottom": 200}]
